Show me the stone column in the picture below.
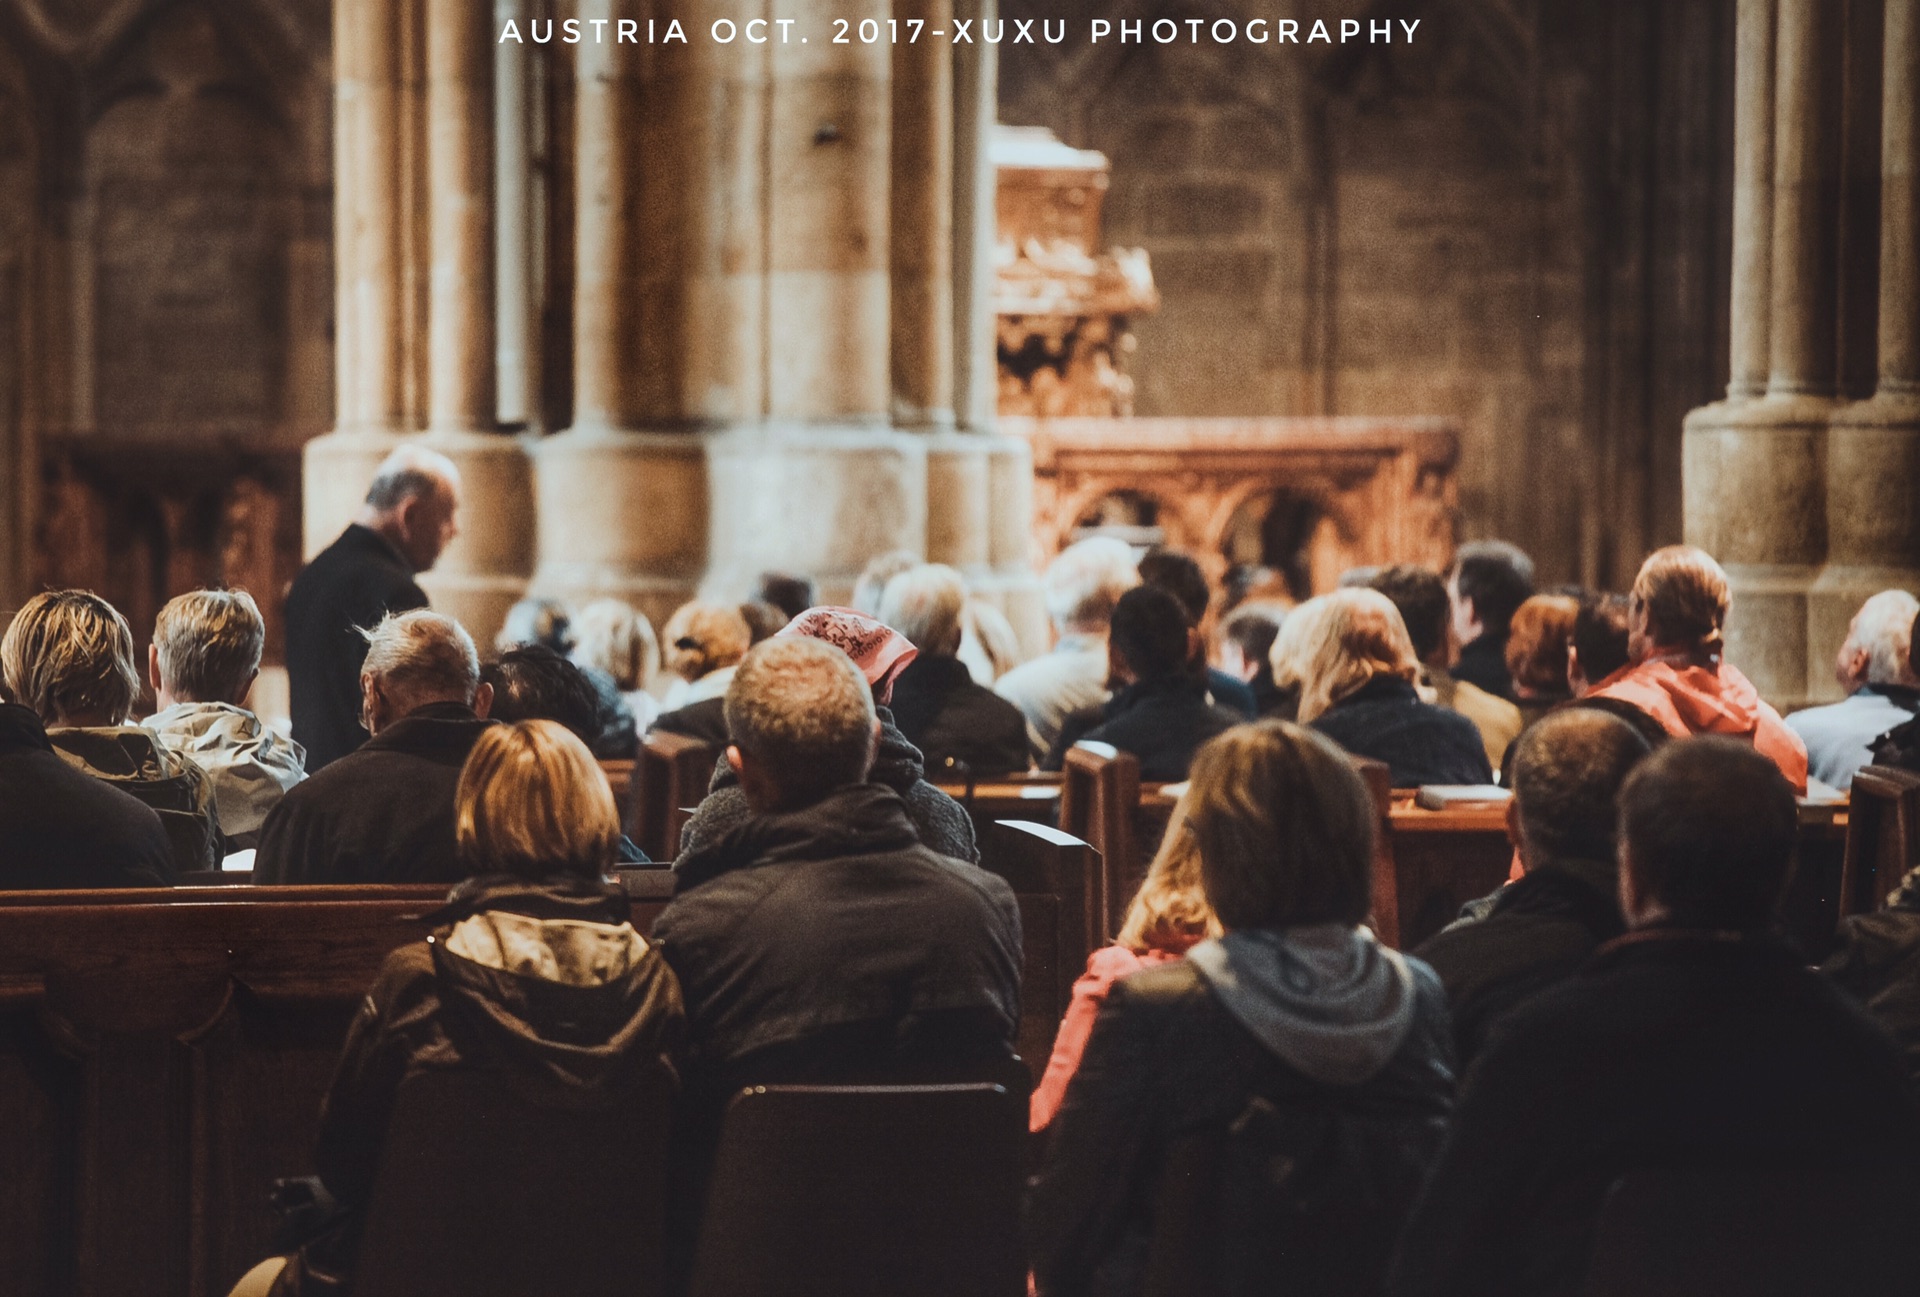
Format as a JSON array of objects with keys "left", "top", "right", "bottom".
[
  {"left": 1684, "top": 0, "right": 1840, "bottom": 706},
  {"left": 305, "top": 0, "right": 409, "bottom": 559},
  {"left": 414, "top": 0, "right": 533, "bottom": 649},
  {"left": 891, "top": 0, "right": 954, "bottom": 429},
  {"left": 1727, "top": 0, "right": 1776, "bottom": 399},
  {"left": 1823, "top": 0, "right": 1920, "bottom": 684},
  {"left": 532, "top": 0, "right": 749, "bottom": 628},
  {"left": 495, "top": 0, "right": 535, "bottom": 429},
  {"left": 707, "top": 0, "right": 927, "bottom": 604}
]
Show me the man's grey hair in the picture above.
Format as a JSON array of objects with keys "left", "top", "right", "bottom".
[
  {"left": 852, "top": 549, "right": 920, "bottom": 616},
  {"left": 363, "top": 444, "right": 460, "bottom": 512},
  {"left": 1847, "top": 590, "right": 1920, "bottom": 687},
  {"left": 725, "top": 637, "right": 877, "bottom": 805},
  {"left": 878, "top": 563, "right": 968, "bottom": 657},
  {"left": 154, "top": 589, "right": 266, "bottom": 703},
  {"left": 361, "top": 609, "right": 480, "bottom": 708},
  {"left": 1511, "top": 707, "right": 1653, "bottom": 863},
  {"left": 1043, "top": 537, "right": 1139, "bottom": 634}
]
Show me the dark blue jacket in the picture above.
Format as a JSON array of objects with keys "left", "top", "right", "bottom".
[{"left": 1312, "top": 676, "right": 1493, "bottom": 789}]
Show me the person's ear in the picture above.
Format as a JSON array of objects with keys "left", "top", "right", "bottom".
[
  {"left": 472, "top": 680, "right": 494, "bottom": 719},
  {"left": 148, "top": 643, "right": 163, "bottom": 695},
  {"left": 359, "top": 672, "right": 382, "bottom": 734}
]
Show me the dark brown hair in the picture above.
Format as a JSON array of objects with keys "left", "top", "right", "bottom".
[{"left": 1186, "top": 721, "right": 1376, "bottom": 931}]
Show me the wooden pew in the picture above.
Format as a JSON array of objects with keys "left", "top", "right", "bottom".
[
  {"left": 932, "top": 770, "right": 1064, "bottom": 856},
  {"left": 977, "top": 820, "right": 1100, "bottom": 1088},
  {"left": 1352, "top": 758, "right": 1400, "bottom": 947},
  {"left": 0, "top": 885, "right": 676, "bottom": 1297},
  {"left": 599, "top": 757, "right": 637, "bottom": 829},
  {"left": 631, "top": 732, "right": 720, "bottom": 863},
  {"left": 1387, "top": 797, "right": 1515, "bottom": 947},
  {"left": 1058, "top": 743, "right": 1178, "bottom": 940},
  {"left": 1839, "top": 767, "right": 1920, "bottom": 919}
]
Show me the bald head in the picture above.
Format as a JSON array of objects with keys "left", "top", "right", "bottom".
[
  {"left": 357, "top": 445, "right": 462, "bottom": 574},
  {"left": 1509, "top": 707, "right": 1653, "bottom": 866}
]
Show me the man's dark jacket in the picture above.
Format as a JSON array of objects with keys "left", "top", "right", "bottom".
[
  {"left": 887, "top": 654, "right": 1032, "bottom": 777},
  {"left": 254, "top": 702, "right": 495, "bottom": 885},
  {"left": 286, "top": 524, "right": 430, "bottom": 771},
  {"left": 654, "top": 781, "right": 1021, "bottom": 1091},
  {"left": 1388, "top": 928, "right": 1920, "bottom": 1297},
  {"left": 674, "top": 706, "right": 979, "bottom": 864},
  {"left": 1044, "top": 674, "right": 1241, "bottom": 781},
  {"left": 1414, "top": 855, "right": 1624, "bottom": 1065},
  {"left": 0, "top": 703, "right": 173, "bottom": 888},
  {"left": 1823, "top": 877, "right": 1920, "bottom": 1090},
  {"left": 1313, "top": 676, "right": 1493, "bottom": 788},
  {"left": 1452, "top": 633, "right": 1515, "bottom": 702}
]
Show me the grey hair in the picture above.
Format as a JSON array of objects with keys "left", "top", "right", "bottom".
[
  {"left": 363, "top": 444, "right": 460, "bottom": 512},
  {"left": 852, "top": 549, "right": 921, "bottom": 616},
  {"left": 724, "top": 637, "right": 877, "bottom": 805},
  {"left": 154, "top": 589, "right": 266, "bottom": 703},
  {"left": 1847, "top": 590, "right": 1920, "bottom": 686},
  {"left": 878, "top": 564, "right": 968, "bottom": 657},
  {"left": 573, "top": 598, "right": 659, "bottom": 693},
  {"left": 1043, "top": 537, "right": 1139, "bottom": 633},
  {"left": 361, "top": 609, "right": 480, "bottom": 708}
]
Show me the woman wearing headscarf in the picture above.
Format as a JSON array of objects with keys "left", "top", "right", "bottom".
[{"left": 672, "top": 607, "right": 979, "bottom": 864}]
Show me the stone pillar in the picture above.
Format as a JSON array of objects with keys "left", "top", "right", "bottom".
[
  {"left": 707, "top": 0, "right": 927, "bottom": 603},
  {"left": 1727, "top": 0, "right": 1776, "bottom": 399},
  {"left": 891, "top": 0, "right": 954, "bottom": 429},
  {"left": 1684, "top": 0, "right": 1841, "bottom": 706},
  {"left": 495, "top": 0, "right": 534, "bottom": 429},
  {"left": 1822, "top": 0, "right": 1920, "bottom": 689},
  {"left": 305, "top": 0, "right": 408, "bottom": 559},
  {"left": 414, "top": 0, "right": 532, "bottom": 650}
]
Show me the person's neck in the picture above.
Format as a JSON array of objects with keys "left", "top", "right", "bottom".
[
  {"left": 54, "top": 709, "right": 124, "bottom": 729},
  {"left": 352, "top": 510, "right": 415, "bottom": 571}
]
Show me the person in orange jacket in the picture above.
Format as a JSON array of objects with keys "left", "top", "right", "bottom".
[{"left": 1586, "top": 545, "right": 1808, "bottom": 793}]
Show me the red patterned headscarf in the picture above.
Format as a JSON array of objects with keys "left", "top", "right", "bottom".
[{"left": 777, "top": 606, "right": 919, "bottom": 704}]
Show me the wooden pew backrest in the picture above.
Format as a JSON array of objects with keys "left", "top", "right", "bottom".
[
  {"left": 979, "top": 820, "right": 1099, "bottom": 1088},
  {"left": 634, "top": 732, "right": 720, "bottom": 862},
  {"left": 1842, "top": 767, "right": 1920, "bottom": 918}
]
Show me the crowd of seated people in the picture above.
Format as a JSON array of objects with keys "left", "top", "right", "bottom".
[{"left": 24, "top": 467, "right": 1920, "bottom": 1296}]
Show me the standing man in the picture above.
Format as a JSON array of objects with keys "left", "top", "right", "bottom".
[{"left": 286, "top": 446, "right": 461, "bottom": 771}]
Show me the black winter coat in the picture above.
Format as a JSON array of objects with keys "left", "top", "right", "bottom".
[
  {"left": 285, "top": 525, "right": 430, "bottom": 771},
  {"left": 1044, "top": 675, "right": 1242, "bottom": 782},
  {"left": 1028, "top": 958, "right": 1454, "bottom": 1297},
  {"left": 0, "top": 704, "right": 173, "bottom": 888},
  {"left": 1452, "top": 634, "right": 1515, "bottom": 703},
  {"left": 1312, "top": 676, "right": 1493, "bottom": 788},
  {"left": 1389, "top": 928, "right": 1920, "bottom": 1297},
  {"left": 274, "top": 873, "right": 683, "bottom": 1296},
  {"left": 674, "top": 706, "right": 979, "bottom": 864},
  {"left": 656, "top": 782, "right": 1021, "bottom": 1089},
  {"left": 255, "top": 703, "right": 496, "bottom": 885},
  {"left": 886, "top": 654, "right": 1032, "bottom": 777},
  {"left": 1413, "top": 855, "right": 1624, "bottom": 1066}
]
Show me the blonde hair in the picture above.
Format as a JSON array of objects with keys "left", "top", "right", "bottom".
[
  {"left": 154, "top": 589, "right": 266, "bottom": 703},
  {"left": 1114, "top": 791, "right": 1222, "bottom": 953},
  {"left": 1632, "top": 545, "right": 1730, "bottom": 653},
  {"left": 1268, "top": 594, "right": 1330, "bottom": 689},
  {"left": 456, "top": 719, "right": 620, "bottom": 878},
  {"left": 1295, "top": 588, "right": 1419, "bottom": 723},
  {"left": 1186, "top": 721, "right": 1376, "bottom": 931},
  {"left": 2, "top": 590, "right": 141, "bottom": 726},
  {"left": 573, "top": 598, "right": 659, "bottom": 693},
  {"left": 662, "top": 601, "right": 752, "bottom": 682}
]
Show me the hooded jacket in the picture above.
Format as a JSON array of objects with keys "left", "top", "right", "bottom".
[
  {"left": 147, "top": 701, "right": 307, "bottom": 846},
  {"left": 673, "top": 706, "right": 979, "bottom": 864},
  {"left": 254, "top": 702, "right": 496, "bottom": 885},
  {"left": 276, "top": 873, "right": 683, "bottom": 1296},
  {"left": 657, "top": 782, "right": 1021, "bottom": 1087},
  {"left": 48, "top": 725, "right": 221, "bottom": 872},
  {"left": 0, "top": 704, "right": 173, "bottom": 888},
  {"left": 1587, "top": 655, "right": 1808, "bottom": 792},
  {"left": 1028, "top": 925, "right": 1454, "bottom": 1297}
]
